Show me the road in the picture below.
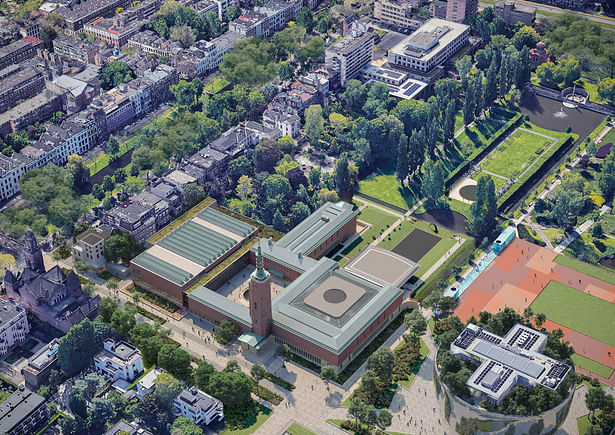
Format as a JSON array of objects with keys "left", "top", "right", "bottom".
[{"left": 479, "top": 0, "right": 615, "bottom": 27}]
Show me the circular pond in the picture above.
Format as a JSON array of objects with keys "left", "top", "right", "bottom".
[{"left": 459, "top": 185, "right": 477, "bottom": 202}]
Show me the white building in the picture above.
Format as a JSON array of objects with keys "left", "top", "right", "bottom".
[
  {"left": 0, "top": 300, "right": 29, "bottom": 357},
  {"left": 388, "top": 18, "right": 470, "bottom": 84},
  {"left": 173, "top": 386, "right": 224, "bottom": 425},
  {"left": 94, "top": 339, "right": 144, "bottom": 382},
  {"left": 72, "top": 228, "right": 111, "bottom": 272},
  {"left": 136, "top": 368, "right": 164, "bottom": 399},
  {"left": 263, "top": 109, "right": 301, "bottom": 138}
]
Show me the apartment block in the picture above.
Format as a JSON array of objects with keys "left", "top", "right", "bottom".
[
  {"left": 56, "top": 0, "right": 132, "bottom": 33},
  {"left": 173, "top": 387, "right": 224, "bottom": 425},
  {"left": 0, "top": 68, "right": 45, "bottom": 114},
  {"left": 0, "top": 387, "right": 48, "bottom": 435},
  {"left": 373, "top": 0, "right": 425, "bottom": 30},
  {"left": 94, "top": 339, "right": 144, "bottom": 382},
  {"left": 446, "top": 0, "right": 478, "bottom": 23},
  {"left": 325, "top": 22, "right": 374, "bottom": 87},
  {"left": 22, "top": 339, "right": 60, "bottom": 391},
  {"left": 0, "top": 36, "right": 43, "bottom": 70},
  {"left": 0, "top": 300, "right": 29, "bottom": 357},
  {"left": 53, "top": 35, "right": 100, "bottom": 64}
]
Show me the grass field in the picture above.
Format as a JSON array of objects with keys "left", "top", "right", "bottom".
[
  {"left": 572, "top": 353, "right": 614, "bottom": 379},
  {"left": 358, "top": 170, "right": 421, "bottom": 210},
  {"left": 554, "top": 254, "right": 615, "bottom": 286},
  {"left": 342, "top": 206, "right": 398, "bottom": 258},
  {"left": 530, "top": 281, "right": 615, "bottom": 346},
  {"left": 378, "top": 219, "right": 460, "bottom": 278},
  {"left": 285, "top": 423, "right": 316, "bottom": 435},
  {"left": 480, "top": 129, "right": 556, "bottom": 179},
  {"left": 220, "top": 405, "right": 272, "bottom": 435}
]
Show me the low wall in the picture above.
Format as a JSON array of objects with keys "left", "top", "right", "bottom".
[{"left": 434, "top": 349, "right": 575, "bottom": 435}]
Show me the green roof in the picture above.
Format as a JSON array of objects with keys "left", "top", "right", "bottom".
[
  {"left": 198, "top": 208, "right": 255, "bottom": 237},
  {"left": 158, "top": 221, "right": 237, "bottom": 267},
  {"left": 276, "top": 201, "right": 359, "bottom": 255},
  {"left": 131, "top": 252, "right": 194, "bottom": 285}
]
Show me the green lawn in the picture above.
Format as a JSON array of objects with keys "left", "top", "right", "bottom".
[
  {"left": 601, "top": 127, "right": 615, "bottom": 146},
  {"left": 378, "top": 219, "right": 462, "bottom": 278},
  {"left": 285, "top": 423, "right": 316, "bottom": 435},
  {"left": 398, "top": 338, "right": 430, "bottom": 389},
  {"left": 554, "top": 254, "right": 615, "bottom": 286},
  {"left": 342, "top": 206, "right": 398, "bottom": 258},
  {"left": 205, "top": 76, "right": 230, "bottom": 94},
  {"left": 220, "top": 405, "right": 273, "bottom": 435},
  {"left": 530, "top": 280, "right": 615, "bottom": 346},
  {"left": 480, "top": 128, "right": 556, "bottom": 179},
  {"left": 578, "top": 412, "right": 603, "bottom": 435},
  {"left": 358, "top": 169, "right": 421, "bottom": 210},
  {"left": 572, "top": 353, "right": 614, "bottom": 379}
]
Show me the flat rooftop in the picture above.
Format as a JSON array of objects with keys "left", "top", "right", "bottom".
[
  {"left": 389, "top": 18, "right": 469, "bottom": 63},
  {"left": 451, "top": 323, "right": 571, "bottom": 403},
  {"left": 276, "top": 201, "right": 359, "bottom": 256},
  {"left": 131, "top": 206, "right": 255, "bottom": 286},
  {"left": 343, "top": 246, "right": 419, "bottom": 287}
]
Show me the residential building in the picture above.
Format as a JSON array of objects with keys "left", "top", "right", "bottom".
[
  {"left": 263, "top": 108, "right": 301, "bottom": 138},
  {"left": 0, "top": 90, "right": 65, "bottom": 135},
  {"left": 387, "top": 19, "right": 470, "bottom": 84},
  {"left": 53, "top": 35, "right": 99, "bottom": 64},
  {"left": 544, "top": 0, "right": 588, "bottom": 8},
  {"left": 22, "top": 339, "right": 60, "bottom": 391},
  {"left": 229, "top": 0, "right": 302, "bottom": 38},
  {"left": 127, "top": 64, "right": 178, "bottom": 116},
  {"left": 325, "top": 22, "right": 374, "bottom": 87},
  {"left": 530, "top": 41, "right": 550, "bottom": 68},
  {"left": 446, "top": 0, "right": 478, "bottom": 23},
  {"left": 136, "top": 368, "right": 165, "bottom": 399},
  {"left": 56, "top": 0, "right": 132, "bottom": 33},
  {"left": 94, "top": 339, "right": 144, "bottom": 381},
  {"left": 180, "top": 146, "right": 231, "bottom": 184},
  {"left": 429, "top": 0, "right": 447, "bottom": 18},
  {"left": 104, "top": 420, "right": 154, "bottom": 435},
  {"left": 16, "top": 19, "right": 41, "bottom": 39},
  {"left": 210, "top": 124, "right": 256, "bottom": 157},
  {"left": 245, "top": 120, "right": 282, "bottom": 142},
  {"left": 4, "top": 230, "right": 100, "bottom": 333},
  {"left": 72, "top": 228, "right": 111, "bottom": 272},
  {"left": 0, "top": 36, "right": 43, "bottom": 70},
  {"left": 173, "top": 387, "right": 224, "bottom": 425},
  {"left": 373, "top": 0, "right": 426, "bottom": 30},
  {"left": 0, "top": 300, "right": 29, "bottom": 357},
  {"left": 0, "top": 387, "right": 48, "bottom": 435},
  {"left": 128, "top": 31, "right": 183, "bottom": 57},
  {"left": 0, "top": 153, "right": 31, "bottom": 201},
  {"left": 494, "top": 0, "right": 536, "bottom": 26},
  {"left": 0, "top": 68, "right": 45, "bottom": 114},
  {"left": 229, "top": 10, "right": 269, "bottom": 37},
  {"left": 190, "top": 0, "right": 219, "bottom": 17},
  {"left": 84, "top": 16, "right": 140, "bottom": 48},
  {"left": 92, "top": 84, "right": 136, "bottom": 133}
]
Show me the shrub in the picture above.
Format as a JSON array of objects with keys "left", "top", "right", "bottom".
[{"left": 589, "top": 193, "right": 605, "bottom": 208}]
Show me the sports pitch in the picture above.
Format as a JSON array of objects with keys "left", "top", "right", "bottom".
[{"left": 530, "top": 281, "right": 615, "bottom": 347}]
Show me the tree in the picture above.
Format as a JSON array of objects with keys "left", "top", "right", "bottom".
[
  {"left": 316, "top": 13, "right": 333, "bottom": 34},
  {"left": 348, "top": 396, "right": 367, "bottom": 428},
  {"left": 204, "top": 11, "right": 223, "bottom": 38},
  {"left": 456, "top": 416, "right": 478, "bottom": 435},
  {"left": 102, "top": 175, "right": 114, "bottom": 192},
  {"left": 360, "top": 370, "right": 380, "bottom": 398},
  {"left": 171, "top": 417, "right": 203, "bottom": 435},
  {"left": 455, "top": 56, "right": 472, "bottom": 90},
  {"left": 599, "top": 148, "right": 615, "bottom": 198},
  {"left": 58, "top": 319, "right": 103, "bottom": 377},
  {"left": 183, "top": 183, "right": 205, "bottom": 207},
  {"left": 334, "top": 154, "right": 352, "bottom": 195},
  {"left": 586, "top": 387, "right": 608, "bottom": 422},
  {"left": 250, "top": 364, "right": 266, "bottom": 394},
  {"left": 296, "top": 7, "right": 314, "bottom": 31},
  {"left": 297, "top": 36, "right": 324, "bottom": 66},
  {"left": 598, "top": 77, "right": 615, "bottom": 103},
  {"left": 340, "top": 80, "right": 368, "bottom": 115},
  {"left": 170, "top": 24, "right": 196, "bottom": 47},
  {"left": 215, "top": 320, "right": 238, "bottom": 344},
  {"left": 304, "top": 105, "right": 324, "bottom": 144},
  {"left": 225, "top": 5, "right": 240, "bottom": 21},
  {"left": 228, "top": 156, "right": 253, "bottom": 185},
  {"left": 195, "top": 361, "right": 215, "bottom": 390},
  {"left": 536, "top": 62, "right": 562, "bottom": 88},
  {"left": 68, "top": 389, "right": 87, "bottom": 419},
  {"left": 535, "top": 313, "right": 546, "bottom": 329},
  {"left": 277, "top": 135, "right": 294, "bottom": 155},
  {"left": 329, "top": 113, "right": 350, "bottom": 135},
  {"left": 99, "top": 297, "right": 118, "bottom": 323},
  {"left": 320, "top": 365, "right": 337, "bottom": 391},
  {"left": 404, "top": 310, "right": 427, "bottom": 343},
  {"left": 170, "top": 79, "right": 202, "bottom": 108},
  {"left": 90, "top": 397, "right": 116, "bottom": 428},
  {"left": 158, "top": 345, "right": 192, "bottom": 381},
  {"left": 463, "top": 87, "right": 476, "bottom": 126},
  {"left": 106, "top": 135, "right": 120, "bottom": 156},
  {"left": 377, "top": 409, "right": 393, "bottom": 431},
  {"left": 40, "top": 26, "right": 58, "bottom": 51},
  {"left": 254, "top": 140, "right": 282, "bottom": 173},
  {"left": 366, "top": 347, "right": 395, "bottom": 385},
  {"left": 512, "top": 25, "right": 539, "bottom": 50},
  {"left": 48, "top": 12, "right": 64, "bottom": 27},
  {"left": 560, "top": 58, "right": 581, "bottom": 87},
  {"left": 443, "top": 100, "right": 456, "bottom": 145},
  {"left": 111, "top": 309, "right": 136, "bottom": 337},
  {"left": 101, "top": 61, "right": 134, "bottom": 90},
  {"left": 395, "top": 134, "right": 409, "bottom": 186},
  {"left": 66, "top": 155, "right": 89, "bottom": 188},
  {"left": 422, "top": 160, "right": 445, "bottom": 206},
  {"left": 278, "top": 61, "right": 295, "bottom": 81},
  {"left": 207, "top": 370, "right": 253, "bottom": 408},
  {"left": 273, "top": 209, "right": 286, "bottom": 231},
  {"left": 104, "top": 232, "right": 142, "bottom": 263},
  {"left": 114, "top": 168, "right": 127, "bottom": 184},
  {"left": 220, "top": 37, "right": 277, "bottom": 86},
  {"left": 469, "top": 176, "right": 497, "bottom": 236}
]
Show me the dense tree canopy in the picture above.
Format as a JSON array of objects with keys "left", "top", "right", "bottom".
[{"left": 101, "top": 61, "right": 135, "bottom": 90}]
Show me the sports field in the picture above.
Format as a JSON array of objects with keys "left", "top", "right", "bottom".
[
  {"left": 530, "top": 281, "right": 615, "bottom": 347},
  {"left": 480, "top": 128, "right": 556, "bottom": 179}
]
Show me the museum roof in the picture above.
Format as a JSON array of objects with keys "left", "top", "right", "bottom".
[
  {"left": 250, "top": 238, "right": 318, "bottom": 273},
  {"left": 188, "top": 286, "right": 253, "bottom": 327},
  {"left": 343, "top": 245, "right": 419, "bottom": 287},
  {"left": 276, "top": 201, "right": 359, "bottom": 256}
]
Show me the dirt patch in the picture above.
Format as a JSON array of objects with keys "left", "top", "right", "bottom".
[
  {"left": 413, "top": 209, "right": 468, "bottom": 235},
  {"left": 392, "top": 229, "right": 441, "bottom": 262}
]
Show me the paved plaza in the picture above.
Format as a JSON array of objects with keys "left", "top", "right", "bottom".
[{"left": 216, "top": 264, "right": 289, "bottom": 307}]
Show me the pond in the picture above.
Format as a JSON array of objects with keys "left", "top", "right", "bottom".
[{"left": 459, "top": 185, "right": 477, "bottom": 202}]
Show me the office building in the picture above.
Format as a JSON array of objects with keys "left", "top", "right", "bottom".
[{"left": 373, "top": 0, "right": 425, "bottom": 30}]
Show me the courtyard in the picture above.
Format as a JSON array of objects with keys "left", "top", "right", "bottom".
[{"left": 216, "top": 264, "right": 290, "bottom": 307}]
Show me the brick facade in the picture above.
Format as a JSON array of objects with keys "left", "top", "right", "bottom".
[
  {"left": 188, "top": 297, "right": 252, "bottom": 332},
  {"left": 308, "top": 216, "right": 357, "bottom": 259}
]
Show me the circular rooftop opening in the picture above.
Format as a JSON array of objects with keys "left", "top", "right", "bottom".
[
  {"left": 459, "top": 185, "right": 477, "bottom": 202},
  {"left": 323, "top": 288, "right": 347, "bottom": 304}
]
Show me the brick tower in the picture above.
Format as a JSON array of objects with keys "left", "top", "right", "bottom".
[{"left": 249, "top": 242, "right": 272, "bottom": 338}]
